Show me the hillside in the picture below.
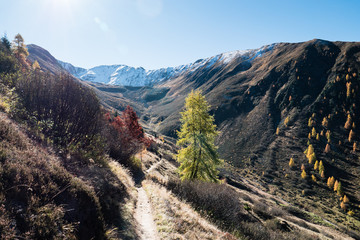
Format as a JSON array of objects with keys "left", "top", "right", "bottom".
[
  {"left": 25, "top": 38, "right": 360, "bottom": 238},
  {"left": 74, "top": 39, "right": 360, "bottom": 235}
]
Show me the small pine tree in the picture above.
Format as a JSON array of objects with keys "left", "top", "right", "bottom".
[
  {"left": 346, "top": 74, "right": 350, "bottom": 81},
  {"left": 308, "top": 133, "right": 311, "bottom": 139},
  {"left": 301, "top": 164, "right": 305, "bottom": 171},
  {"left": 352, "top": 122, "right": 356, "bottom": 129},
  {"left": 326, "top": 130, "right": 331, "bottom": 142},
  {"left": 301, "top": 169, "right": 307, "bottom": 179},
  {"left": 343, "top": 195, "right": 349, "bottom": 203},
  {"left": 305, "top": 144, "right": 314, "bottom": 156},
  {"left": 289, "top": 158, "right": 295, "bottom": 168},
  {"left": 320, "top": 170, "right": 325, "bottom": 178},
  {"left": 308, "top": 117, "right": 313, "bottom": 127},
  {"left": 353, "top": 142, "right": 357, "bottom": 152},
  {"left": 311, "top": 174, "right": 317, "bottom": 182},
  {"left": 346, "top": 82, "right": 352, "bottom": 98},
  {"left": 337, "top": 181, "right": 343, "bottom": 196},
  {"left": 334, "top": 180, "right": 339, "bottom": 192},
  {"left": 311, "top": 127, "right": 316, "bottom": 138},
  {"left": 284, "top": 117, "right": 290, "bottom": 127},
  {"left": 276, "top": 127, "right": 280, "bottom": 135},
  {"left": 320, "top": 130, "right": 324, "bottom": 136},
  {"left": 322, "top": 117, "right": 328, "bottom": 127},
  {"left": 309, "top": 152, "right": 316, "bottom": 164},
  {"left": 324, "top": 143, "right": 331, "bottom": 153},
  {"left": 32, "top": 60, "right": 40, "bottom": 70},
  {"left": 316, "top": 133, "right": 320, "bottom": 141},
  {"left": 344, "top": 114, "right": 352, "bottom": 130},
  {"left": 348, "top": 129, "right": 355, "bottom": 142},
  {"left": 314, "top": 160, "right": 319, "bottom": 170},
  {"left": 340, "top": 201, "right": 347, "bottom": 211},
  {"left": 328, "top": 176, "right": 335, "bottom": 189}
]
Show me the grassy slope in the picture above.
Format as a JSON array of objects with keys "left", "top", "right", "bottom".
[{"left": 0, "top": 111, "right": 138, "bottom": 239}]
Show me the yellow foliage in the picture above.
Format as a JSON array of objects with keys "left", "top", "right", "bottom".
[
  {"left": 311, "top": 127, "right": 316, "bottom": 138},
  {"left": 349, "top": 129, "right": 355, "bottom": 142},
  {"left": 353, "top": 142, "right": 357, "bottom": 152},
  {"left": 327, "top": 176, "right": 335, "bottom": 189},
  {"left": 334, "top": 180, "right": 339, "bottom": 192},
  {"left": 314, "top": 160, "right": 319, "bottom": 170},
  {"left": 301, "top": 170, "right": 307, "bottom": 179},
  {"left": 322, "top": 117, "right": 328, "bottom": 127},
  {"left": 340, "top": 201, "right": 346, "bottom": 211},
  {"left": 276, "top": 127, "right": 280, "bottom": 135},
  {"left": 308, "top": 133, "right": 311, "bottom": 139},
  {"left": 308, "top": 153, "right": 316, "bottom": 164},
  {"left": 289, "top": 158, "right": 295, "bottom": 168},
  {"left": 326, "top": 130, "right": 331, "bottom": 142},
  {"left": 301, "top": 164, "right": 305, "bottom": 171},
  {"left": 324, "top": 143, "right": 331, "bottom": 153},
  {"left": 284, "top": 117, "right": 290, "bottom": 127},
  {"left": 308, "top": 117, "right": 313, "bottom": 127},
  {"left": 320, "top": 170, "right": 325, "bottom": 178},
  {"left": 348, "top": 210, "right": 355, "bottom": 216},
  {"left": 346, "top": 82, "right": 351, "bottom": 98},
  {"left": 344, "top": 114, "right": 352, "bottom": 130},
  {"left": 311, "top": 174, "right": 316, "bottom": 182},
  {"left": 343, "top": 195, "right": 349, "bottom": 203}
]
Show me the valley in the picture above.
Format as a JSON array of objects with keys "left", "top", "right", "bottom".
[{"left": 0, "top": 36, "right": 359, "bottom": 239}]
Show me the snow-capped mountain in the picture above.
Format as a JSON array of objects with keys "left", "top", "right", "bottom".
[{"left": 58, "top": 43, "right": 277, "bottom": 87}]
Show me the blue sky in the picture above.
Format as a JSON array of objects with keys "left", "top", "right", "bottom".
[{"left": 1, "top": 0, "right": 359, "bottom": 69}]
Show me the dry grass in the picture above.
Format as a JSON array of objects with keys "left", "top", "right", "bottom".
[{"left": 142, "top": 180, "right": 237, "bottom": 240}]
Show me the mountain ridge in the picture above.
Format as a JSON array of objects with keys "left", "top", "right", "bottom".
[{"left": 56, "top": 43, "right": 278, "bottom": 86}]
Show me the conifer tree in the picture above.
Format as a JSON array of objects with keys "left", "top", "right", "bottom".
[
  {"left": 301, "top": 164, "right": 305, "bottom": 171},
  {"left": 12, "top": 33, "right": 28, "bottom": 59},
  {"left": 314, "top": 160, "right": 319, "bottom": 170},
  {"left": 176, "top": 90, "right": 222, "bottom": 182},
  {"left": 353, "top": 142, "right": 357, "bottom": 152},
  {"left": 308, "top": 117, "right": 313, "bottom": 127},
  {"left": 326, "top": 130, "right": 331, "bottom": 142},
  {"left": 32, "top": 60, "right": 40, "bottom": 70},
  {"left": 284, "top": 117, "right": 290, "bottom": 127},
  {"left": 343, "top": 195, "right": 349, "bottom": 203},
  {"left": 348, "top": 129, "right": 355, "bottom": 142},
  {"left": 320, "top": 170, "right": 325, "bottom": 178},
  {"left": 276, "top": 127, "right": 280, "bottom": 135},
  {"left": 327, "top": 176, "right": 335, "bottom": 189},
  {"left": 337, "top": 181, "right": 343, "bottom": 196},
  {"left": 340, "top": 201, "right": 347, "bottom": 211},
  {"left": 289, "top": 158, "right": 295, "bottom": 168},
  {"left": 334, "top": 180, "right": 339, "bottom": 192},
  {"left": 324, "top": 143, "right": 331, "bottom": 153},
  {"left": 311, "top": 174, "right": 317, "bottom": 182},
  {"left": 344, "top": 114, "right": 352, "bottom": 130},
  {"left": 322, "top": 117, "right": 328, "bottom": 127},
  {"left": 301, "top": 169, "right": 307, "bottom": 179},
  {"left": 316, "top": 133, "right": 320, "bottom": 141},
  {"left": 311, "top": 127, "right": 316, "bottom": 138},
  {"left": 309, "top": 152, "right": 316, "bottom": 164},
  {"left": 1, "top": 34, "right": 11, "bottom": 51}
]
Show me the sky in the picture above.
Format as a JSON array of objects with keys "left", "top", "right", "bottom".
[{"left": 1, "top": 0, "right": 359, "bottom": 70}]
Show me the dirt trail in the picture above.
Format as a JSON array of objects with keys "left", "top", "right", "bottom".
[{"left": 134, "top": 186, "right": 159, "bottom": 240}]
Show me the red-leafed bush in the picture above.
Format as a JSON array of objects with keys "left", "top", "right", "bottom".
[{"left": 105, "top": 106, "right": 150, "bottom": 168}]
